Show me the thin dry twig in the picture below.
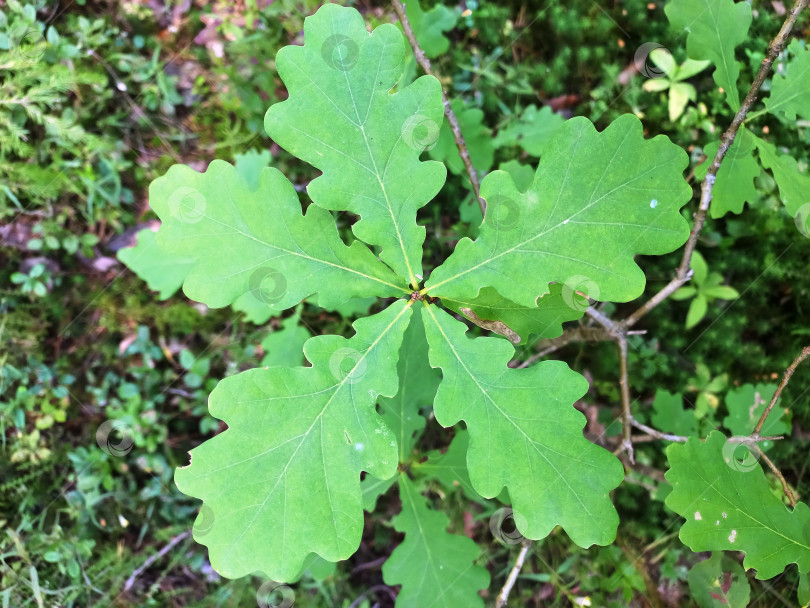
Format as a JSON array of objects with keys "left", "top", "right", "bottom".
[
  {"left": 626, "top": 420, "right": 785, "bottom": 446},
  {"left": 616, "top": 335, "right": 634, "bottom": 463},
  {"left": 623, "top": 0, "right": 809, "bottom": 330},
  {"left": 587, "top": 0, "right": 808, "bottom": 467},
  {"left": 495, "top": 541, "right": 532, "bottom": 608},
  {"left": 513, "top": 325, "right": 616, "bottom": 368},
  {"left": 122, "top": 531, "right": 191, "bottom": 593},
  {"left": 585, "top": 307, "right": 635, "bottom": 461},
  {"left": 627, "top": 342, "right": 808, "bottom": 507},
  {"left": 756, "top": 445, "right": 797, "bottom": 507},
  {"left": 391, "top": 0, "right": 486, "bottom": 215},
  {"left": 348, "top": 585, "right": 398, "bottom": 608},
  {"left": 754, "top": 346, "right": 810, "bottom": 435},
  {"left": 630, "top": 419, "right": 688, "bottom": 443}
]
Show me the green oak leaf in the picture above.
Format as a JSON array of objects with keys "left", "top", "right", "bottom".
[
  {"left": 800, "top": 571, "right": 810, "bottom": 606},
  {"left": 412, "top": 430, "right": 481, "bottom": 501},
  {"left": 456, "top": 161, "right": 535, "bottom": 238},
  {"left": 422, "top": 304, "right": 624, "bottom": 546},
  {"left": 753, "top": 134, "right": 810, "bottom": 216},
  {"left": 665, "top": 0, "right": 752, "bottom": 111},
  {"left": 298, "top": 554, "right": 337, "bottom": 582},
  {"left": 665, "top": 431, "right": 810, "bottom": 579},
  {"left": 148, "top": 161, "right": 406, "bottom": 316},
  {"left": 361, "top": 473, "right": 398, "bottom": 512},
  {"left": 687, "top": 552, "right": 750, "bottom": 608},
  {"left": 119, "top": 152, "right": 293, "bottom": 322},
  {"left": 230, "top": 291, "right": 282, "bottom": 325},
  {"left": 404, "top": 0, "right": 457, "bottom": 58},
  {"left": 118, "top": 225, "right": 282, "bottom": 324},
  {"left": 328, "top": 297, "right": 376, "bottom": 318},
  {"left": 362, "top": 304, "right": 425, "bottom": 515},
  {"left": 429, "top": 99, "right": 494, "bottom": 175},
  {"left": 264, "top": 3, "right": 447, "bottom": 287},
  {"left": 493, "top": 105, "right": 565, "bottom": 156},
  {"left": 763, "top": 39, "right": 810, "bottom": 122},
  {"left": 459, "top": 192, "right": 484, "bottom": 233},
  {"left": 650, "top": 389, "right": 699, "bottom": 436},
  {"left": 117, "top": 228, "right": 195, "bottom": 300},
  {"left": 696, "top": 126, "right": 760, "bottom": 218},
  {"left": 498, "top": 160, "right": 535, "bottom": 192},
  {"left": 378, "top": 306, "right": 440, "bottom": 462},
  {"left": 722, "top": 383, "right": 788, "bottom": 452},
  {"left": 441, "top": 283, "right": 586, "bottom": 345},
  {"left": 175, "top": 300, "right": 413, "bottom": 581},
  {"left": 425, "top": 114, "right": 691, "bottom": 307},
  {"left": 382, "top": 475, "right": 490, "bottom": 607},
  {"left": 233, "top": 149, "right": 273, "bottom": 191},
  {"left": 260, "top": 305, "right": 311, "bottom": 367}
]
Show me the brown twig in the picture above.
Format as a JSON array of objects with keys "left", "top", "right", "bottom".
[
  {"left": 122, "top": 531, "right": 191, "bottom": 593},
  {"left": 623, "top": 0, "right": 808, "bottom": 330},
  {"left": 627, "top": 346, "right": 809, "bottom": 506},
  {"left": 727, "top": 434, "right": 786, "bottom": 444},
  {"left": 348, "top": 585, "right": 398, "bottom": 608},
  {"left": 513, "top": 325, "right": 617, "bottom": 368},
  {"left": 755, "top": 445, "right": 797, "bottom": 507},
  {"left": 630, "top": 419, "right": 689, "bottom": 443},
  {"left": 391, "top": 0, "right": 486, "bottom": 216},
  {"left": 495, "top": 541, "right": 532, "bottom": 608},
  {"left": 587, "top": 0, "right": 809, "bottom": 466},
  {"left": 585, "top": 307, "right": 636, "bottom": 461},
  {"left": 616, "top": 335, "right": 635, "bottom": 463},
  {"left": 753, "top": 346, "right": 810, "bottom": 435}
]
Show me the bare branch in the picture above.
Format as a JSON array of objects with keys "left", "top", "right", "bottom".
[
  {"left": 756, "top": 445, "right": 797, "bottom": 507},
  {"left": 585, "top": 0, "right": 809, "bottom": 478},
  {"left": 123, "top": 531, "right": 191, "bottom": 593},
  {"left": 753, "top": 346, "right": 810, "bottom": 435},
  {"left": 622, "top": 0, "right": 809, "bottom": 330},
  {"left": 495, "top": 541, "right": 532, "bottom": 608},
  {"left": 630, "top": 418, "right": 689, "bottom": 443},
  {"left": 513, "top": 325, "right": 615, "bottom": 368},
  {"left": 391, "top": 0, "right": 486, "bottom": 215},
  {"left": 616, "top": 336, "right": 635, "bottom": 463},
  {"left": 585, "top": 307, "right": 635, "bottom": 461}
]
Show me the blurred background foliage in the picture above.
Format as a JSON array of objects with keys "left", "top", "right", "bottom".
[{"left": 0, "top": 0, "right": 808, "bottom": 606}]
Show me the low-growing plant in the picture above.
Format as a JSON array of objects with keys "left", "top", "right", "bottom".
[{"left": 116, "top": 1, "right": 810, "bottom": 605}]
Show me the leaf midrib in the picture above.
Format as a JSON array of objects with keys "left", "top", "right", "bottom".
[
  {"left": 220, "top": 301, "right": 413, "bottom": 561},
  {"left": 425, "top": 132, "right": 677, "bottom": 296},
  {"left": 186, "top": 182, "right": 408, "bottom": 294},
  {"left": 424, "top": 305, "right": 598, "bottom": 522}
]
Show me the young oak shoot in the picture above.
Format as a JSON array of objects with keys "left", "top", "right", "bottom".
[{"left": 128, "top": 2, "right": 694, "bottom": 589}]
